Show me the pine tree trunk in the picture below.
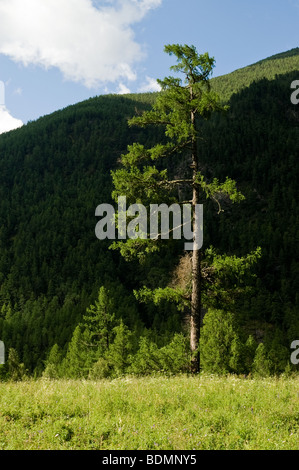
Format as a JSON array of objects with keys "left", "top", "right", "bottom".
[
  {"left": 190, "top": 249, "right": 201, "bottom": 372},
  {"left": 190, "top": 177, "right": 201, "bottom": 373},
  {"left": 190, "top": 98, "right": 201, "bottom": 373}
]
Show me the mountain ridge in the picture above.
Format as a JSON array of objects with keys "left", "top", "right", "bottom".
[
  {"left": 2, "top": 46, "right": 298, "bottom": 129},
  {"left": 211, "top": 46, "right": 299, "bottom": 102}
]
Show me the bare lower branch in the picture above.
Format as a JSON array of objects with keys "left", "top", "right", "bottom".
[{"left": 159, "top": 178, "right": 193, "bottom": 186}]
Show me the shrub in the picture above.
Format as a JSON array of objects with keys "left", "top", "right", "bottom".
[{"left": 88, "top": 357, "right": 111, "bottom": 379}]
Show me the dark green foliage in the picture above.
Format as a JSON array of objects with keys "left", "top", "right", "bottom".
[
  {"left": 199, "top": 72, "right": 299, "bottom": 326},
  {"left": 0, "top": 95, "right": 157, "bottom": 373}
]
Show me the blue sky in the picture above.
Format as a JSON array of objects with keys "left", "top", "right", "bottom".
[{"left": 0, "top": 0, "right": 298, "bottom": 133}]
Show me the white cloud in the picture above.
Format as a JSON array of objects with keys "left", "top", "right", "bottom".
[
  {"left": 0, "top": 105, "right": 23, "bottom": 134},
  {"left": 117, "top": 82, "right": 131, "bottom": 94},
  {"left": 0, "top": 0, "right": 162, "bottom": 88},
  {"left": 138, "top": 76, "right": 161, "bottom": 92}
]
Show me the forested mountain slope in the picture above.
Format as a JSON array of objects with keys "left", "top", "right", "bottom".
[
  {"left": 211, "top": 47, "right": 299, "bottom": 101},
  {"left": 0, "top": 48, "right": 298, "bottom": 375}
]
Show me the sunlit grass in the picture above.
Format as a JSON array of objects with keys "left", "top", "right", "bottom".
[{"left": 0, "top": 374, "right": 298, "bottom": 450}]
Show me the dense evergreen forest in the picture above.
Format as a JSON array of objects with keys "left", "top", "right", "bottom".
[{"left": 0, "top": 48, "right": 298, "bottom": 379}]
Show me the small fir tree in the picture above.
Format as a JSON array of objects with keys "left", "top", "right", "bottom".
[{"left": 106, "top": 320, "right": 133, "bottom": 376}]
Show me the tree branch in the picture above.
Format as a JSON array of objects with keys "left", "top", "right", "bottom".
[{"left": 159, "top": 178, "right": 193, "bottom": 186}]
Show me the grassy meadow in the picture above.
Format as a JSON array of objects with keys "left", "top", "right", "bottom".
[{"left": 0, "top": 374, "right": 298, "bottom": 450}]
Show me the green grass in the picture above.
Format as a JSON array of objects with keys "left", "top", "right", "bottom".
[{"left": 0, "top": 374, "right": 298, "bottom": 450}]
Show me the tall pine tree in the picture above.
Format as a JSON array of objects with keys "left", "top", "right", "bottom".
[{"left": 111, "top": 44, "right": 249, "bottom": 372}]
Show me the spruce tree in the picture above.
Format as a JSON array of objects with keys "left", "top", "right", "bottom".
[
  {"left": 83, "top": 286, "right": 116, "bottom": 356},
  {"left": 107, "top": 320, "right": 133, "bottom": 376},
  {"left": 62, "top": 326, "right": 91, "bottom": 378},
  {"left": 43, "top": 344, "right": 63, "bottom": 379}
]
